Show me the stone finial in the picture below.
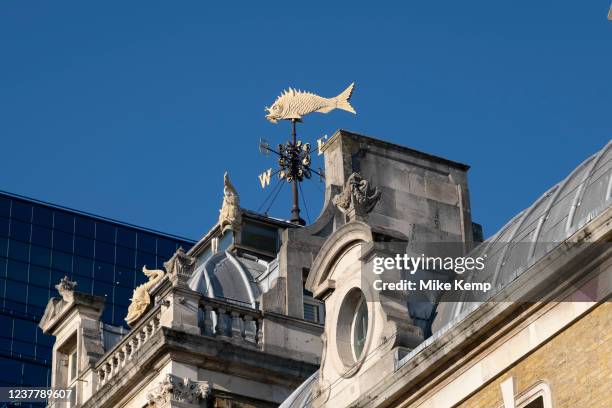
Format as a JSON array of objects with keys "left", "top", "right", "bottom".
[
  {"left": 218, "top": 171, "right": 242, "bottom": 232},
  {"left": 333, "top": 172, "right": 381, "bottom": 221},
  {"left": 164, "top": 247, "right": 196, "bottom": 287},
  {"left": 39, "top": 277, "right": 78, "bottom": 331},
  {"left": 146, "top": 374, "right": 210, "bottom": 407},
  {"left": 55, "top": 276, "right": 77, "bottom": 302}
]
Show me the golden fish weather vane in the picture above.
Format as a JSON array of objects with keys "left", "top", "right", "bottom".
[
  {"left": 265, "top": 83, "right": 356, "bottom": 123},
  {"left": 258, "top": 83, "right": 357, "bottom": 225}
]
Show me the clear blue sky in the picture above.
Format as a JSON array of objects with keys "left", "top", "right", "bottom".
[{"left": 1, "top": 1, "right": 611, "bottom": 240}]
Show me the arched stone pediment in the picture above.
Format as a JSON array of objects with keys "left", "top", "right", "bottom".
[{"left": 305, "top": 221, "right": 373, "bottom": 299}]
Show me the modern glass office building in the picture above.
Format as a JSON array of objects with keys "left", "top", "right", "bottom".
[{"left": 0, "top": 190, "right": 194, "bottom": 399}]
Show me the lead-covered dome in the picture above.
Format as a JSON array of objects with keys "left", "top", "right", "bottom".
[
  {"left": 188, "top": 250, "right": 268, "bottom": 307},
  {"left": 433, "top": 140, "right": 611, "bottom": 331}
]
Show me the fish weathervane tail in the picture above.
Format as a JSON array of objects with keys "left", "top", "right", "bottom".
[
  {"left": 334, "top": 82, "right": 356, "bottom": 114},
  {"left": 265, "top": 82, "right": 357, "bottom": 123}
]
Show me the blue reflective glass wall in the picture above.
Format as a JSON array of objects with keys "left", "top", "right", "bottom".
[{"left": 0, "top": 191, "right": 194, "bottom": 400}]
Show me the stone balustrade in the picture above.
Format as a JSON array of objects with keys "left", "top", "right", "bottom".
[
  {"left": 199, "top": 297, "right": 263, "bottom": 345},
  {"left": 88, "top": 291, "right": 322, "bottom": 400},
  {"left": 95, "top": 310, "right": 162, "bottom": 389},
  {"left": 93, "top": 296, "right": 265, "bottom": 393}
]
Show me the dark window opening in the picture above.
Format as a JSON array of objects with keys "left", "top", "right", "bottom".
[
  {"left": 524, "top": 397, "right": 544, "bottom": 408},
  {"left": 240, "top": 222, "right": 278, "bottom": 254}
]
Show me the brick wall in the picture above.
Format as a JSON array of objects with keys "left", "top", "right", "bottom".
[{"left": 457, "top": 302, "right": 611, "bottom": 408}]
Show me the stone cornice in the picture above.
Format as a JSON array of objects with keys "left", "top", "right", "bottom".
[
  {"left": 263, "top": 311, "right": 324, "bottom": 334},
  {"left": 162, "top": 328, "right": 319, "bottom": 385},
  {"left": 324, "top": 129, "right": 470, "bottom": 171},
  {"left": 39, "top": 291, "right": 105, "bottom": 335}
]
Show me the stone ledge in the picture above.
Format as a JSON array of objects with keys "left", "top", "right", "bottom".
[
  {"left": 324, "top": 129, "right": 470, "bottom": 171},
  {"left": 163, "top": 327, "right": 319, "bottom": 385}
]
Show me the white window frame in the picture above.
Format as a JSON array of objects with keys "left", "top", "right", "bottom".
[
  {"left": 55, "top": 334, "right": 79, "bottom": 408},
  {"left": 497, "top": 381, "right": 553, "bottom": 408},
  {"left": 67, "top": 349, "right": 78, "bottom": 384},
  {"left": 350, "top": 296, "right": 368, "bottom": 361},
  {"left": 56, "top": 346, "right": 78, "bottom": 408},
  {"left": 304, "top": 296, "right": 325, "bottom": 324},
  {"left": 515, "top": 381, "right": 552, "bottom": 408}
]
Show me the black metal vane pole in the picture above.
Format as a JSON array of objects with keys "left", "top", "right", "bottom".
[{"left": 289, "top": 119, "right": 305, "bottom": 225}]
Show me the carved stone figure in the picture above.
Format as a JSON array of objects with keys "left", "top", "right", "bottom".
[
  {"left": 146, "top": 374, "right": 210, "bottom": 407},
  {"left": 125, "top": 266, "right": 165, "bottom": 326},
  {"left": 265, "top": 83, "right": 356, "bottom": 124},
  {"left": 164, "top": 247, "right": 196, "bottom": 287},
  {"left": 55, "top": 275, "right": 77, "bottom": 302},
  {"left": 218, "top": 171, "right": 242, "bottom": 232},
  {"left": 40, "top": 276, "right": 79, "bottom": 325},
  {"left": 333, "top": 172, "right": 381, "bottom": 220}
]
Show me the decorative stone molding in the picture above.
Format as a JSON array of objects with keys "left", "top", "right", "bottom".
[
  {"left": 333, "top": 172, "right": 381, "bottom": 221},
  {"left": 146, "top": 374, "right": 210, "bottom": 407},
  {"left": 165, "top": 247, "right": 196, "bottom": 287},
  {"left": 55, "top": 275, "right": 77, "bottom": 302},
  {"left": 218, "top": 171, "right": 242, "bottom": 232},
  {"left": 306, "top": 221, "right": 373, "bottom": 297}
]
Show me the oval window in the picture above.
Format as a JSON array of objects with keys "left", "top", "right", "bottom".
[
  {"left": 336, "top": 288, "right": 369, "bottom": 368},
  {"left": 351, "top": 295, "right": 368, "bottom": 360}
]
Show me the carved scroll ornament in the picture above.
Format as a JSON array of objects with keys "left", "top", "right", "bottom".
[{"left": 333, "top": 172, "right": 381, "bottom": 220}]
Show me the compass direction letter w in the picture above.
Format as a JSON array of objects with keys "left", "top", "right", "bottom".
[{"left": 259, "top": 168, "right": 273, "bottom": 189}]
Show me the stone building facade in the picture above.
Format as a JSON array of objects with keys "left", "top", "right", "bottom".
[
  {"left": 40, "top": 130, "right": 611, "bottom": 408},
  {"left": 281, "top": 135, "right": 611, "bottom": 408},
  {"left": 39, "top": 172, "right": 328, "bottom": 407}
]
